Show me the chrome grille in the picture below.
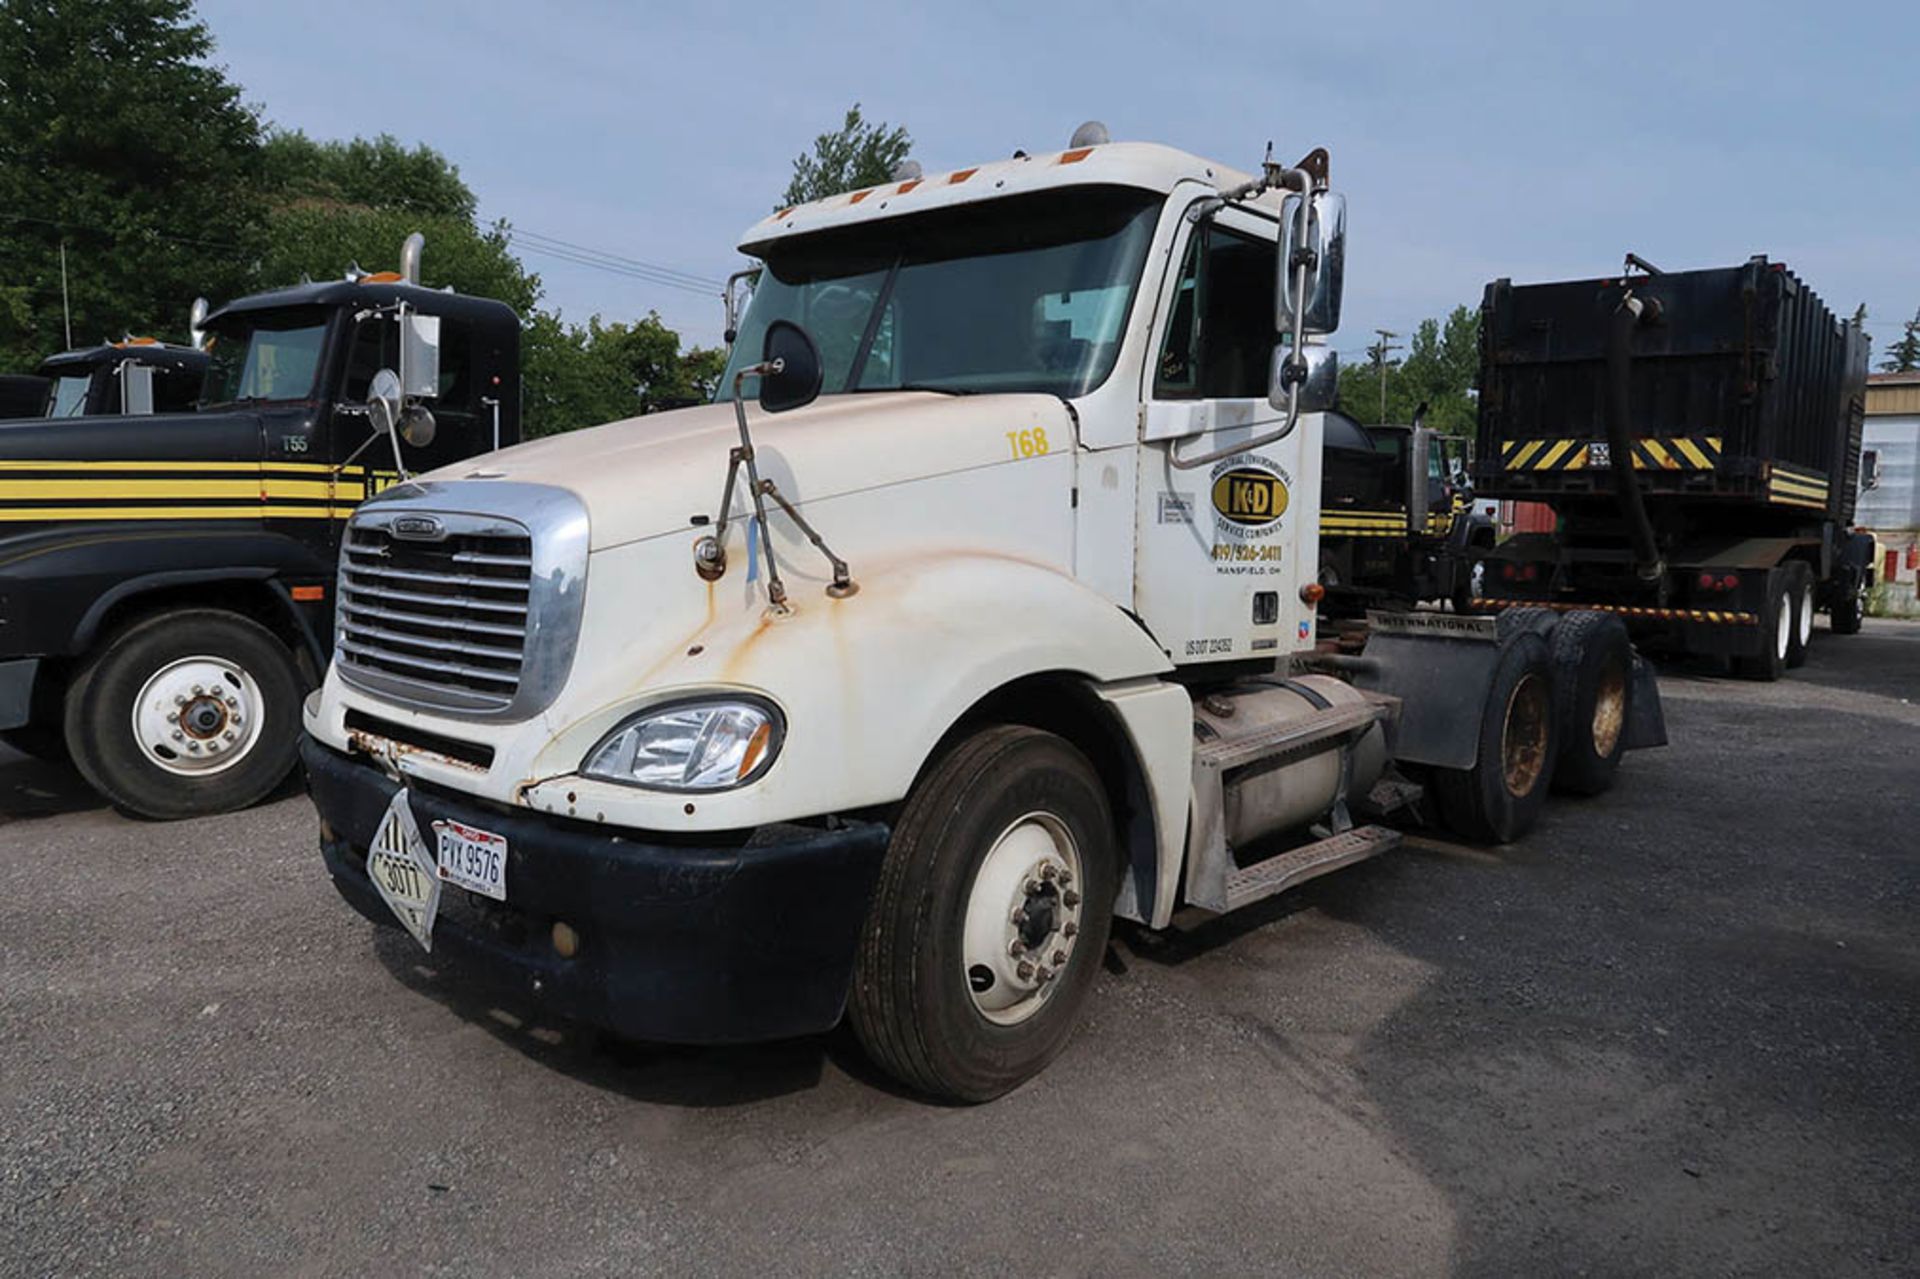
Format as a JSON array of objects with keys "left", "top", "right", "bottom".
[
  {"left": 338, "top": 522, "right": 533, "bottom": 712},
  {"left": 334, "top": 483, "right": 590, "bottom": 722}
]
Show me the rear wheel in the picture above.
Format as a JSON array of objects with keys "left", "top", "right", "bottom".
[
  {"left": 63, "top": 609, "right": 305, "bottom": 819},
  {"left": 1550, "top": 611, "right": 1632, "bottom": 796},
  {"left": 849, "top": 725, "right": 1117, "bottom": 1103},
  {"left": 1830, "top": 575, "right": 1866, "bottom": 635},
  {"left": 1433, "top": 629, "right": 1559, "bottom": 844},
  {"left": 1732, "top": 569, "right": 1789, "bottom": 682},
  {"left": 1784, "top": 561, "right": 1814, "bottom": 669}
]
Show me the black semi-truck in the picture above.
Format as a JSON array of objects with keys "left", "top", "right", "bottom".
[
  {"left": 39, "top": 336, "right": 211, "bottom": 418},
  {"left": 1470, "top": 255, "right": 1872, "bottom": 680},
  {"left": 1318, "top": 407, "right": 1494, "bottom": 615},
  {"left": 0, "top": 236, "right": 522, "bottom": 817}
]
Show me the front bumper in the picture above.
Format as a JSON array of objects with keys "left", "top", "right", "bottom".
[{"left": 303, "top": 737, "right": 891, "bottom": 1044}]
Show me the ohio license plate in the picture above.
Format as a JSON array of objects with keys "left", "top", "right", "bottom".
[
  {"left": 367, "top": 788, "right": 440, "bottom": 951},
  {"left": 434, "top": 819, "right": 508, "bottom": 901}
]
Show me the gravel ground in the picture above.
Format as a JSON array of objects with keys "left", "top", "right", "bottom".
[{"left": 3, "top": 619, "right": 1915, "bottom": 1277}]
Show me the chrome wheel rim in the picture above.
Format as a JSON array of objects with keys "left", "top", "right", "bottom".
[
  {"left": 961, "top": 812, "right": 1083, "bottom": 1026},
  {"left": 131, "top": 656, "right": 264, "bottom": 777},
  {"left": 1775, "top": 595, "right": 1792, "bottom": 661},
  {"left": 1797, "top": 584, "right": 1814, "bottom": 647},
  {"left": 1591, "top": 659, "right": 1627, "bottom": 758}
]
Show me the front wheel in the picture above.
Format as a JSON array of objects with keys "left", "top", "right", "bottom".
[
  {"left": 1830, "top": 577, "right": 1866, "bottom": 635},
  {"left": 63, "top": 609, "right": 305, "bottom": 819},
  {"left": 849, "top": 725, "right": 1117, "bottom": 1103}
]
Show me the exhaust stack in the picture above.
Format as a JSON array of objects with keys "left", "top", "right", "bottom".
[{"left": 400, "top": 232, "right": 424, "bottom": 285}]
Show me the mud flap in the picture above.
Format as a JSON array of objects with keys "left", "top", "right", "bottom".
[
  {"left": 1622, "top": 653, "right": 1667, "bottom": 750},
  {"left": 1349, "top": 613, "right": 1503, "bottom": 771}
]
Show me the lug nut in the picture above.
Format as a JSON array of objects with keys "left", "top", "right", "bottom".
[
  {"left": 174, "top": 694, "right": 186, "bottom": 706},
  {"left": 171, "top": 731, "right": 184, "bottom": 742},
  {"left": 1036, "top": 966, "right": 1055, "bottom": 984},
  {"left": 1008, "top": 940, "right": 1027, "bottom": 957},
  {"left": 166, "top": 711, "right": 178, "bottom": 723},
  {"left": 225, "top": 696, "right": 238, "bottom": 708},
  {"left": 187, "top": 742, "right": 201, "bottom": 753},
  {"left": 1063, "top": 890, "right": 1081, "bottom": 908},
  {"left": 1011, "top": 908, "right": 1028, "bottom": 926},
  {"left": 1058, "top": 868, "right": 1073, "bottom": 886},
  {"left": 192, "top": 684, "right": 204, "bottom": 696},
  {"left": 1025, "top": 878, "right": 1043, "bottom": 895},
  {"left": 1041, "top": 863, "right": 1057, "bottom": 881},
  {"left": 1052, "top": 949, "right": 1067, "bottom": 966},
  {"left": 1016, "top": 961, "right": 1034, "bottom": 981},
  {"left": 1063, "top": 922, "right": 1079, "bottom": 939}
]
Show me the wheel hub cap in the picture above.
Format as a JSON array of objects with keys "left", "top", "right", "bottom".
[
  {"left": 962, "top": 813, "right": 1083, "bottom": 1026},
  {"left": 133, "top": 657, "right": 264, "bottom": 776}
]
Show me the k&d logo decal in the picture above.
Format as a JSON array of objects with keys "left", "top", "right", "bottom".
[{"left": 1211, "top": 466, "right": 1289, "bottom": 527}]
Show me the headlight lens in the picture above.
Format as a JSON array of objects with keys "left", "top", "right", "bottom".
[{"left": 580, "top": 698, "right": 782, "bottom": 791}]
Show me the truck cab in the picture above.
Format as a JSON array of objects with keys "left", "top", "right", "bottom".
[
  {"left": 0, "top": 236, "right": 521, "bottom": 818},
  {"left": 1319, "top": 410, "right": 1493, "bottom": 613},
  {"left": 303, "top": 135, "right": 1662, "bottom": 1102},
  {"left": 38, "top": 338, "right": 211, "bottom": 419}
]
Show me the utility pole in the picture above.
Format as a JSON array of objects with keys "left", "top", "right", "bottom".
[
  {"left": 59, "top": 240, "right": 73, "bottom": 349},
  {"left": 1370, "top": 328, "right": 1402, "bottom": 422}
]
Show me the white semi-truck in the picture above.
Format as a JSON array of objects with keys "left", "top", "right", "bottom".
[{"left": 301, "top": 131, "right": 1665, "bottom": 1102}]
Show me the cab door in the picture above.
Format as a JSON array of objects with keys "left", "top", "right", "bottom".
[{"left": 1132, "top": 204, "right": 1322, "bottom": 665}]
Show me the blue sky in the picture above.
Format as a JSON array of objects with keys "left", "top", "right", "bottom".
[{"left": 199, "top": 0, "right": 1918, "bottom": 362}]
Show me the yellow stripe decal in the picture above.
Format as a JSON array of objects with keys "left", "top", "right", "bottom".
[
  {"left": 1673, "top": 438, "right": 1710, "bottom": 468},
  {"left": 1472, "top": 599, "right": 1758, "bottom": 625},
  {"left": 1510, "top": 440, "right": 1546, "bottom": 469},
  {"left": 0, "top": 506, "right": 342, "bottom": 522},
  {"left": 1534, "top": 439, "right": 1573, "bottom": 470}
]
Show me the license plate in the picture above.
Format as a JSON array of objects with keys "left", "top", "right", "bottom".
[
  {"left": 1587, "top": 440, "right": 1611, "bottom": 468},
  {"left": 367, "top": 788, "right": 440, "bottom": 951},
  {"left": 435, "top": 819, "right": 508, "bottom": 901}
]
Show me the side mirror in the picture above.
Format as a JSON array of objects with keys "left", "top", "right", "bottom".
[
  {"left": 758, "top": 319, "right": 823, "bottom": 414},
  {"left": 1861, "top": 449, "right": 1880, "bottom": 492},
  {"left": 122, "top": 362, "right": 155, "bottom": 416},
  {"left": 399, "top": 404, "right": 437, "bottom": 448},
  {"left": 1268, "top": 344, "right": 1338, "bottom": 414},
  {"left": 368, "top": 368, "right": 403, "bottom": 439},
  {"left": 1278, "top": 191, "right": 1346, "bottom": 336},
  {"left": 402, "top": 314, "right": 442, "bottom": 399}
]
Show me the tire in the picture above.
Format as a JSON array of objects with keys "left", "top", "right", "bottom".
[
  {"left": 63, "top": 609, "right": 306, "bottom": 820},
  {"left": 1830, "top": 576, "right": 1866, "bottom": 635},
  {"left": 1432, "top": 629, "right": 1558, "bottom": 844},
  {"left": 1549, "top": 611, "right": 1632, "bottom": 797},
  {"left": 1784, "top": 561, "right": 1814, "bottom": 669},
  {"left": 849, "top": 725, "right": 1118, "bottom": 1103},
  {"left": 1731, "top": 568, "right": 1789, "bottom": 682}
]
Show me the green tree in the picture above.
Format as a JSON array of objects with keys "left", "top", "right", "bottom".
[
  {"left": 1338, "top": 304, "right": 1481, "bottom": 433},
  {"left": 0, "top": 0, "right": 264, "bottom": 367},
  {"left": 1879, "top": 307, "right": 1920, "bottom": 374},
  {"left": 522, "top": 312, "right": 725, "bottom": 438},
  {"left": 260, "top": 131, "right": 477, "bottom": 220},
  {"left": 779, "top": 103, "right": 912, "bottom": 208}
]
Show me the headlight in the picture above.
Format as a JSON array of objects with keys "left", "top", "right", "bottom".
[{"left": 580, "top": 697, "right": 783, "bottom": 791}]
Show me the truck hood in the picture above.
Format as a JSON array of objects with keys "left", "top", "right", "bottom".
[{"left": 419, "top": 391, "right": 1075, "bottom": 551}]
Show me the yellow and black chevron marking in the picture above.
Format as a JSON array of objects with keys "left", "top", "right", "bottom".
[
  {"left": 1500, "top": 436, "right": 1723, "bottom": 472},
  {"left": 0, "top": 460, "right": 397, "bottom": 522},
  {"left": 1320, "top": 508, "right": 1409, "bottom": 538},
  {"left": 1767, "top": 463, "right": 1828, "bottom": 511},
  {"left": 1472, "top": 598, "right": 1757, "bottom": 625}
]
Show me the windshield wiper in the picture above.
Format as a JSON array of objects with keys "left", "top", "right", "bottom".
[{"left": 852, "top": 383, "right": 974, "bottom": 396}]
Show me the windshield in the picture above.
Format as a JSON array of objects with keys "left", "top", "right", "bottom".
[
  {"left": 48, "top": 375, "right": 90, "bottom": 417},
  {"left": 202, "top": 311, "right": 329, "bottom": 405},
  {"left": 722, "top": 186, "right": 1163, "bottom": 399}
]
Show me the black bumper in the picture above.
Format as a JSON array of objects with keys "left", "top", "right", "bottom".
[{"left": 303, "top": 737, "right": 890, "bottom": 1045}]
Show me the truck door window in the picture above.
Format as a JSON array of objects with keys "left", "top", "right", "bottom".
[{"left": 1153, "top": 222, "right": 1277, "bottom": 400}]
